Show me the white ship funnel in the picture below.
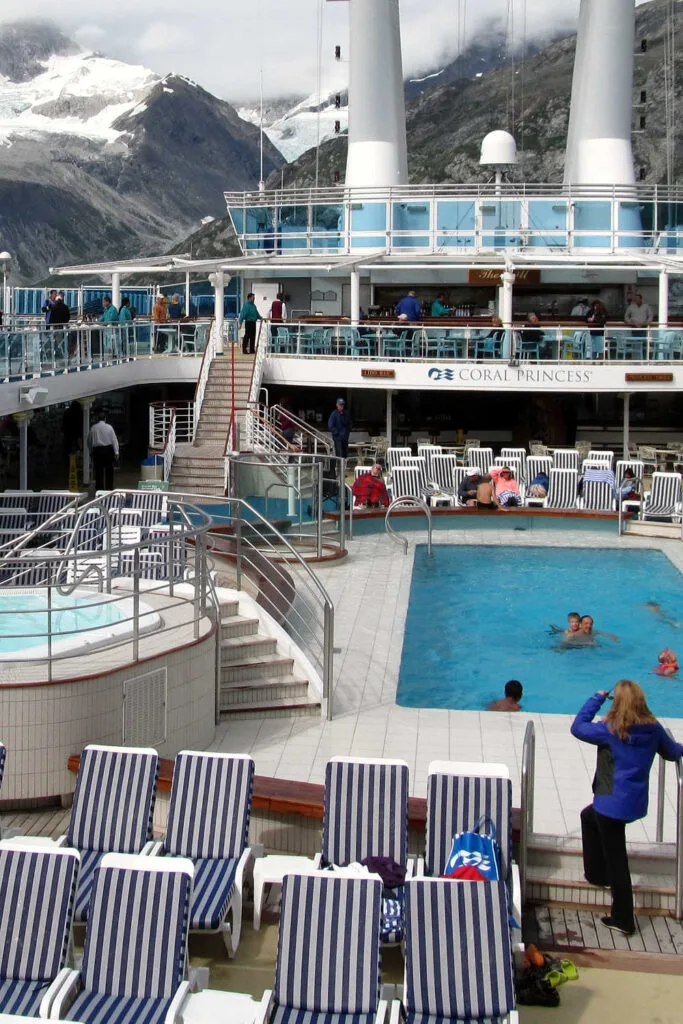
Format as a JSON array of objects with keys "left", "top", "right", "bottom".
[
  {"left": 345, "top": 0, "right": 408, "bottom": 188},
  {"left": 564, "top": 0, "right": 636, "bottom": 187}
]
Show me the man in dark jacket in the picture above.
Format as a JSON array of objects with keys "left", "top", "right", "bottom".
[
  {"left": 51, "top": 292, "right": 70, "bottom": 325},
  {"left": 328, "top": 397, "right": 352, "bottom": 459}
]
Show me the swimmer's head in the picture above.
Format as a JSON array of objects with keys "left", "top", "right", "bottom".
[
  {"left": 505, "top": 680, "right": 523, "bottom": 701},
  {"left": 659, "top": 648, "right": 677, "bottom": 665},
  {"left": 568, "top": 612, "right": 580, "bottom": 631},
  {"left": 580, "top": 615, "right": 594, "bottom": 633}
]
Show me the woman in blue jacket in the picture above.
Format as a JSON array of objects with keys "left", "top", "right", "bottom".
[{"left": 571, "top": 681, "right": 683, "bottom": 936}]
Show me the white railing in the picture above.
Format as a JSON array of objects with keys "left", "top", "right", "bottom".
[
  {"left": 163, "top": 411, "right": 177, "bottom": 483},
  {"left": 244, "top": 325, "right": 269, "bottom": 449},
  {"left": 149, "top": 402, "right": 194, "bottom": 450},
  {"left": 192, "top": 320, "right": 218, "bottom": 437}
]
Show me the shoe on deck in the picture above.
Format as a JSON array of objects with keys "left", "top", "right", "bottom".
[{"left": 600, "top": 915, "right": 635, "bottom": 937}]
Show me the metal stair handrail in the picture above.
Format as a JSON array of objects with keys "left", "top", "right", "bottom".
[
  {"left": 270, "top": 403, "right": 334, "bottom": 455},
  {"left": 385, "top": 496, "right": 432, "bottom": 555},
  {"left": 519, "top": 720, "right": 536, "bottom": 906}
]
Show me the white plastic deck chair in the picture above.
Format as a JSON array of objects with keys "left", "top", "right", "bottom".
[
  {"left": 391, "top": 466, "right": 426, "bottom": 501},
  {"left": 453, "top": 465, "right": 481, "bottom": 506},
  {"left": 400, "top": 455, "right": 430, "bottom": 491},
  {"left": 494, "top": 456, "right": 523, "bottom": 483},
  {"left": 643, "top": 472, "right": 683, "bottom": 522},
  {"left": 501, "top": 446, "right": 527, "bottom": 483},
  {"left": 417, "top": 444, "right": 443, "bottom": 479},
  {"left": 581, "top": 479, "right": 616, "bottom": 512},
  {"left": 616, "top": 459, "right": 645, "bottom": 486},
  {"left": 387, "top": 447, "right": 412, "bottom": 477},
  {"left": 552, "top": 448, "right": 580, "bottom": 471},
  {"left": 584, "top": 450, "right": 614, "bottom": 469},
  {"left": 525, "top": 455, "right": 553, "bottom": 507},
  {"left": 468, "top": 446, "right": 493, "bottom": 473},
  {"left": 547, "top": 467, "right": 579, "bottom": 509},
  {"left": 431, "top": 454, "right": 458, "bottom": 493}
]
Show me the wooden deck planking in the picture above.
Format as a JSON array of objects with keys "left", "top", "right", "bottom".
[
  {"left": 664, "top": 916, "right": 683, "bottom": 955},
  {"left": 530, "top": 907, "right": 683, "bottom": 956}
]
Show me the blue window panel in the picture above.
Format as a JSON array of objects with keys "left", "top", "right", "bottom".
[
  {"left": 391, "top": 235, "right": 431, "bottom": 249},
  {"left": 574, "top": 201, "right": 612, "bottom": 230},
  {"left": 312, "top": 236, "right": 343, "bottom": 250},
  {"left": 228, "top": 208, "right": 245, "bottom": 233},
  {"left": 528, "top": 201, "right": 568, "bottom": 231},
  {"left": 350, "top": 203, "right": 387, "bottom": 231},
  {"left": 436, "top": 201, "right": 475, "bottom": 230},
  {"left": 246, "top": 207, "right": 274, "bottom": 233},
  {"left": 313, "top": 204, "right": 345, "bottom": 232},
  {"left": 657, "top": 201, "right": 683, "bottom": 233},
  {"left": 278, "top": 206, "right": 309, "bottom": 232},
  {"left": 527, "top": 233, "right": 568, "bottom": 248},
  {"left": 482, "top": 233, "right": 523, "bottom": 249},
  {"left": 573, "top": 235, "right": 612, "bottom": 248},
  {"left": 436, "top": 234, "right": 476, "bottom": 248},
  {"left": 392, "top": 202, "right": 430, "bottom": 231},
  {"left": 351, "top": 235, "right": 387, "bottom": 248},
  {"left": 480, "top": 201, "right": 522, "bottom": 231}
]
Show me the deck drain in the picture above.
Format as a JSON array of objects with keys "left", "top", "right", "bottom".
[{"left": 513, "top": 526, "right": 527, "bottom": 531}]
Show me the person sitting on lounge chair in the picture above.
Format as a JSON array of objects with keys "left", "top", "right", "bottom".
[
  {"left": 352, "top": 465, "right": 389, "bottom": 508},
  {"left": 458, "top": 471, "right": 480, "bottom": 506},
  {"left": 476, "top": 475, "right": 500, "bottom": 510},
  {"left": 491, "top": 465, "right": 522, "bottom": 507}
]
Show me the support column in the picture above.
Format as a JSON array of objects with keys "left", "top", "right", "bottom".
[
  {"left": 350, "top": 269, "right": 360, "bottom": 324},
  {"left": 14, "top": 412, "right": 31, "bottom": 490},
  {"left": 659, "top": 268, "right": 669, "bottom": 328},
  {"left": 82, "top": 398, "right": 95, "bottom": 485},
  {"left": 111, "top": 272, "right": 121, "bottom": 310},
  {"left": 499, "top": 269, "right": 515, "bottom": 359},
  {"left": 185, "top": 270, "right": 191, "bottom": 317},
  {"left": 623, "top": 392, "right": 631, "bottom": 459},
  {"left": 213, "top": 270, "right": 225, "bottom": 354},
  {"left": 386, "top": 389, "right": 393, "bottom": 446}
]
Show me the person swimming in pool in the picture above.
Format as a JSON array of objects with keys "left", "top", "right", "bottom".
[
  {"left": 576, "top": 614, "right": 619, "bottom": 644},
  {"left": 644, "top": 601, "right": 681, "bottom": 630},
  {"left": 549, "top": 611, "right": 581, "bottom": 637}
]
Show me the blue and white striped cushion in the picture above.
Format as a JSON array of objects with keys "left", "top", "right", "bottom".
[
  {"left": 405, "top": 1014, "right": 506, "bottom": 1024},
  {"left": 322, "top": 759, "right": 408, "bottom": 868},
  {"left": 165, "top": 752, "right": 254, "bottom": 860},
  {"left": 73, "top": 849, "right": 103, "bottom": 923},
  {"left": 274, "top": 875, "right": 382, "bottom": 1016},
  {"left": 425, "top": 774, "right": 511, "bottom": 881},
  {"left": 66, "top": 990, "right": 172, "bottom": 1024},
  {"left": 189, "top": 856, "right": 238, "bottom": 930},
  {"left": 270, "top": 1008, "right": 378, "bottom": 1024},
  {"left": 404, "top": 880, "right": 515, "bottom": 1022},
  {"left": 81, "top": 862, "right": 190, "bottom": 1000},
  {"left": 0, "top": 977, "right": 52, "bottom": 1016},
  {"left": 67, "top": 746, "right": 158, "bottom": 853},
  {"left": 0, "top": 847, "right": 79, "bottom": 980}
]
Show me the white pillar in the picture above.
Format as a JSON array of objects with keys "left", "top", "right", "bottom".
[
  {"left": 659, "top": 268, "right": 669, "bottom": 328},
  {"left": 564, "top": 0, "right": 636, "bottom": 186},
  {"left": 350, "top": 269, "right": 360, "bottom": 324},
  {"left": 214, "top": 270, "right": 225, "bottom": 354},
  {"left": 185, "top": 270, "right": 191, "bottom": 317},
  {"left": 623, "top": 392, "right": 631, "bottom": 459},
  {"left": 386, "top": 390, "right": 393, "bottom": 446},
  {"left": 346, "top": 0, "right": 408, "bottom": 187},
  {"left": 500, "top": 270, "right": 515, "bottom": 326},
  {"left": 111, "top": 272, "right": 121, "bottom": 310},
  {"left": 14, "top": 412, "right": 30, "bottom": 490},
  {"left": 82, "top": 398, "right": 94, "bottom": 485}
]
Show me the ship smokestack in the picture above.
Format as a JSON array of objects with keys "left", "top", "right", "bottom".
[
  {"left": 345, "top": 0, "right": 408, "bottom": 188},
  {"left": 564, "top": 0, "right": 636, "bottom": 187}
]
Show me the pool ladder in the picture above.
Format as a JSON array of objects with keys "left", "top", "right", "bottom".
[{"left": 385, "top": 497, "right": 432, "bottom": 555}]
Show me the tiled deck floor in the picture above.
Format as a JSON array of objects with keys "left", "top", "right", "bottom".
[{"left": 211, "top": 527, "right": 683, "bottom": 844}]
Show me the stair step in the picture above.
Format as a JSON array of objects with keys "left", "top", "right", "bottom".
[
  {"left": 219, "top": 695, "right": 321, "bottom": 720},
  {"left": 526, "top": 869, "right": 676, "bottom": 912},
  {"left": 220, "top": 616, "right": 260, "bottom": 639},
  {"left": 218, "top": 600, "right": 240, "bottom": 619},
  {"left": 220, "top": 675, "right": 310, "bottom": 704},
  {"left": 221, "top": 653, "right": 295, "bottom": 683},
  {"left": 221, "top": 635, "right": 278, "bottom": 661}
]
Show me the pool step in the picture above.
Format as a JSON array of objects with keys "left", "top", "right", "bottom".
[{"left": 624, "top": 520, "right": 682, "bottom": 539}]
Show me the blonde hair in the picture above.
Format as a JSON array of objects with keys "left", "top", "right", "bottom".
[{"left": 605, "top": 679, "right": 657, "bottom": 741}]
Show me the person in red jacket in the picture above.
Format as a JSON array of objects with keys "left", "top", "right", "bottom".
[{"left": 352, "top": 465, "right": 389, "bottom": 508}]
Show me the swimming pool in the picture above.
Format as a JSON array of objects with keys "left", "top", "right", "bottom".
[
  {"left": 0, "top": 588, "right": 160, "bottom": 660},
  {"left": 397, "top": 545, "right": 683, "bottom": 716}
]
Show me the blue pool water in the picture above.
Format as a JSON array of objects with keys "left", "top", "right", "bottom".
[
  {"left": 397, "top": 546, "right": 683, "bottom": 716},
  {"left": 0, "top": 592, "right": 122, "bottom": 654}
]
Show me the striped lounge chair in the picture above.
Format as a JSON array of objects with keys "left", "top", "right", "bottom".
[
  {"left": 390, "top": 878, "right": 518, "bottom": 1024},
  {"left": 501, "top": 447, "right": 527, "bottom": 483},
  {"left": 581, "top": 478, "right": 616, "bottom": 512},
  {"left": 430, "top": 454, "right": 458, "bottom": 493},
  {"left": 467, "top": 446, "right": 493, "bottom": 474},
  {"left": 552, "top": 448, "right": 580, "bottom": 471},
  {"left": 46, "top": 853, "right": 193, "bottom": 1024},
  {"left": 317, "top": 756, "right": 411, "bottom": 943},
  {"left": 0, "top": 842, "right": 80, "bottom": 1019},
  {"left": 453, "top": 465, "right": 482, "bottom": 506},
  {"left": 387, "top": 447, "right": 412, "bottom": 477},
  {"left": 400, "top": 455, "right": 430, "bottom": 491},
  {"left": 643, "top": 472, "right": 683, "bottom": 523},
  {"left": 422, "top": 761, "right": 522, "bottom": 951},
  {"left": 391, "top": 466, "right": 427, "bottom": 502},
  {"left": 417, "top": 445, "right": 443, "bottom": 479},
  {"left": 61, "top": 744, "right": 159, "bottom": 923},
  {"left": 546, "top": 468, "right": 578, "bottom": 509},
  {"left": 152, "top": 751, "right": 254, "bottom": 957},
  {"left": 255, "top": 873, "right": 387, "bottom": 1024}
]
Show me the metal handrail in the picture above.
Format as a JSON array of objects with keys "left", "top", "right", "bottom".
[
  {"left": 193, "top": 318, "right": 218, "bottom": 438},
  {"left": 385, "top": 497, "right": 432, "bottom": 555},
  {"left": 655, "top": 733, "right": 683, "bottom": 920},
  {"left": 519, "top": 720, "right": 536, "bottom": 905},
  {"left": 617, "top": 475, "right": 643, "bottom": 536},
  {"left": 269, "top": 404, "right": 334, "bottom": 455}
]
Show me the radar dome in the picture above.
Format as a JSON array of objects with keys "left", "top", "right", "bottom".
[{"left": 480, "top": 130, "right": 518, "bottom": 166}]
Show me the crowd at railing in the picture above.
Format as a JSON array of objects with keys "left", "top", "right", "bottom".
[{"left": 262, "top": 322, "right": 683, "bottom": 363}]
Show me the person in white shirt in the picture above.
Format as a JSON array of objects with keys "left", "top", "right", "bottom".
[
  {"left": 624, "top": 293, "right": 653, "bottom": 326},
  {"left": 87, "top": 411, "right": 119, "bottom": 491},
  {"left": 571, "top": 298, "right": 591, "bottom": 317}
]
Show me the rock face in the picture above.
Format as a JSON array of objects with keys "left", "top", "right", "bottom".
[{"left": 0, "top": 21, "right": 284, "bottom": 282}]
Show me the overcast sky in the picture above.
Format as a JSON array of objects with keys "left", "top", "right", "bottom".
[{"left": 1, "top": 0, "right": 647, "bottom": 103}]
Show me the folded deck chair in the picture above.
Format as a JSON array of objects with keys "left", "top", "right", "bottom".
[
  {"left": 390, "top": 878, "right": 518, "bottom": 1024},
  {"left": 546, "top": 467, "right": 578, "bottom": 509},
  {"left": 255, "top": 873, "right": 387, "bottom": 1024},
  {"left": 45, "top": 853, "right": 193, "bottom": 1024},
  {"left": 316, "top": 756, "right": 411, "bottom": 943},
  {"left": 581, "top": 479, "right": 616, "bottom": 512},
  {"left": 0, "top": 842, "right": 80, "bottom": 1019},
  {"left": 150, "top": 751, "right": 254, "bottom": 957},
  {"left": 422, "top": 761, "right": 522, "bottom": 952},
  {"left": 643, "top": 472, "right": 683, "bottom": 522},
  {"left": 59, "top": 744, "right": 158, "bottom": 923}
]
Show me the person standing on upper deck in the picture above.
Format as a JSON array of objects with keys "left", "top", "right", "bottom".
[
  {"left": 395, "top": 291, "right": 422, "bottom": 322},
  {"left": 430, "top": 294, "right": 452, "bottom": 317},
  {"left": 624, "top": 293, "right": 653, "bottom": 326},
  {"left": 328, "top": 397, "right": 353, "bottom": 460},
  {"left": 239, "top": 292, "right": 261, "bottom": 355},
  {"left": 42, "top": 289, "right": 57, "bottom": 326},
  {"left": 99, "top": 297, "right": 119, "bottom": 322}
]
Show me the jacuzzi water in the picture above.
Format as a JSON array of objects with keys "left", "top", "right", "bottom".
[
  {"left": 0, "top": 588, "right": 160, "bottom": 660},
  {"left": 397, "top": 545, "right": 683, "bottom": 716}
]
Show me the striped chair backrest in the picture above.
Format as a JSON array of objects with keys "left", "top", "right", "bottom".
[
  {"left": 616, "top": 460, "right": 644, "bottom": 485},
  {"left": 322, "top": 758, "right": 409, "bottom": 867},
  {"left": 417, "top": 445, "right": 443, "bottom": 477},
  {"left": 165, "top": 752, "right": 254, "bottom": 859},
  {"left": 647, "top": 472, "right": 682, "bottom": 512},
  {"left": 275, "top": 873, "right": 382, "bottom": 1014},
  {"left": 425, "top": 770, "right": 512, "bottom": 880},
  {"left": 67, "top": 745, "right": 159, "bottom": 853},
  {"left": 404, "top": 879, "right": 515, "bottom": 1021},
  {"left": 387, "top": 447, "right": 411, "bottom": 475},
  {"left": 0, "top": 494, "right": 33, "bottom": 511},
  {"left": 123, "top": 491, "right": 168, "bottom": 529},
  {"left": 582, "top": 480, "right": 615, "bottom": 511},
  {"left": 400, "top": 456, "right": 428, "bottom": 489},
  {"left": 75, "top": 509, "right": 106, "bottom": 552},
  {"left": 527, "top": 455, "right": 552, "bottom": 482},
  {"left": 431, "top": 454, "right": 458, "bottom": 492},
  {"left": 493, "top": 456, "right": 522, "bottom": 482},
  {"left": 467, "top": 447, "right": 493, "bottom": 473},
  {"left": 585, "top": 450, "right": 614, "bottom": 468},
  {"left": 552, "top": 449, "right": 580, "bottom": 471},
  {"left": 0, "top": 845, "right": 79, "bottom": 981},
  {"left": 547, "top": 468, "right": 578, "bottom": 509},
  {"left": 81, "top": 856, "right": 192, "bottom": 1000},
  {"left": 36, "top": 492, "right": 76, "bottom": 523},
  {"left": 0, "top": 508, "right": 27, "bottom": 533},
  {"left": 501, "top": 447, "right": 527, "bottom": 482},
  {"left": 0, "top": 558, "right": 53, "bottom": 587},
  {"left": 392, "top": 466, "right": 423, "bottom": 501}
]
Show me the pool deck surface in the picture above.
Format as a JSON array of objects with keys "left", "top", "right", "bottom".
[{"left": 211, "top": 526, "right": 683, "bottom": 844}]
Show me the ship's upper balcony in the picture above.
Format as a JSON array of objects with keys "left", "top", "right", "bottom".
[{"left": 224, "top": 183, "right": 683, "bottom": 258}]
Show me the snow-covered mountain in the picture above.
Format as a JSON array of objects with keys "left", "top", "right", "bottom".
[{"left": 239, "top": 83, "right": 347, "bottom": 164}]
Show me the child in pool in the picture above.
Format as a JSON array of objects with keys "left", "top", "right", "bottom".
[
  {"left": 655, "top": 649, "right": 679, "bottom": 676},
  {"left": 549, "top": 611, "right": 582, "bottom": 638}
]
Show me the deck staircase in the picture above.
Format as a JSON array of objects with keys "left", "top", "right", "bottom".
[
  {"left": 218, "top": 597, "right": 321, "bottom": 719},
  {"left": 169, "top": 353, "right": 254, "bottom": 496}
]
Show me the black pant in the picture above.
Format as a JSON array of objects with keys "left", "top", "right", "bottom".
[
  {"left": 581, "top": 804, "right": 635, "bottom": 931},
  {"left": 242, "top": 320, "right": 257, "bottom": 354},
  {"left": 92, "top": 445, "right": 115, "bottom": 491},
  {"left": 333, "top": 437, "right": 348, "bottom": 459}
]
